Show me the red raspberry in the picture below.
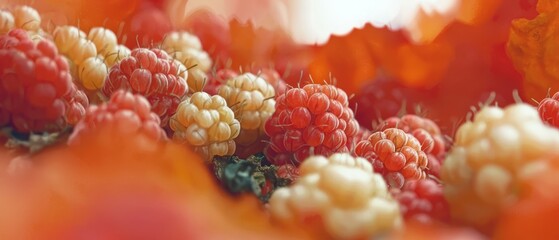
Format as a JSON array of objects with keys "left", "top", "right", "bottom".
[
  {"left": 390, "top": 179, "right": 450, "bottom": 223},
  {"left": 264, "top": 84, "right": 360, "bottom": 166},
  {"left": 69, "top": 90, "right": 166, "bottom": 145},
  {"left": 102, "top": 48, "right": 188, "bottom": 127},
  {"left": 0, "top": 29, "right": 88, "bottom": 133},
  {"left": 355, "top": 128, "right": 429, "bottom": 189},
  {"left": 352, "top": 77, "right": 431, "bottom": 128},
  {"left": 538, "top": 91, "right": 559, "bottom": 128},
  {"left": 378, "top": 114, "right": 448, "bottom": 178}
]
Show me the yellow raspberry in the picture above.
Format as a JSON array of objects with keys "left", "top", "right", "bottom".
[
  {"left": 87, "top": 27, "right": 118, "bottom": 56},
  {"left": 12, "top": 5, "right": 40, "bottom": 32},
  {"left": 162, "top": 31, "right": 213, "bottom": 72},
  {"left": 269, "top": 153, "right": 402, "bottom": 239},
  {"left": 442, "top": 103, "right": 559, "bottom": 229},
  {"left": 170, "top": 92, "right": 241, "bottom": 162},
  {"left": 218, "top": 73, "right": 276, "bottom": 148},
  {"left": 53, "top": 26, "right": 86, "bottom": 54}
]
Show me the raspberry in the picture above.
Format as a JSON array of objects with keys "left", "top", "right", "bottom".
[
  {"left": 218, "top": 73, "right": 276, "bottom": 152},
  {"left": 390, "top": 179, "right": 450, "bottom": 223},
  {"left": 355, "top": 128, "right": 430, "bottom": 189},
  {"left": 352, "top": 77, "right": 430, "bottom": 128},
  {"left": 378, "top": 114, "right": 448, "bottom": 178},
  {"left": 264, "top": 84, "right": 360, "bottom": 166},
  {"left": 537, "top": 91, "right": 559, "bottom": 128},
  {"left": 0, "top": 10, "right": 14, "bottom": 34},
  {"left": 442, "top": 103, "right": 559, "bottom": 230},
  {"left": 53, "top": 26, "right": 87, "bottom": 55},
  {"left": 69, "top": 90, "right": 166, "bottom": 145},
  {"left": 12, "top": 6, "right": 40, "bottom": 33},
  {"left": 269, "top": 153, "right": 402, "bottom": 239},
  {"left": 102, "top": 48, "right": 188, "bottom": 127},
  {"left": 55, "top": 27, "right": 97, "bottom": 66},
  {"left": 53, "top": 25, "right": 108, "bottom": 92},
  {"left": 0, "top": 28, "right": 88, "bottom": 133},
  {"left": 87, "top": 27, "right": 118, "bottom": 57},
  {"left": 169, "top": 92, "right": 240, "bottom": 162}
]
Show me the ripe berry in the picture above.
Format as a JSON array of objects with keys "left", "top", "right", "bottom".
[
  {"left": 53, "top": 25, "right": 108, "bottom": 92},
  {"left": 355, "top": 128, "right": 430, "bottom": 189},
  {"left": 169, "top": 92, "right": 240, "bottom": 162},
  {"left": 390, "top": 179, "right": 450, "bottom": 223},
  {"left": 442, "top": 103, "right": 559, "bottom": 229},
  {"left": 53, "top": 26, "right": 87, "bottom": 55},
  {"left": 269, "top": 153, "right": 402, "bottom": 239},
  {"left": 0, "top": 28, "right": 88, "bottom": 133},
  {"left": 69, "top": 90, "right": 166, "bottom": 145},
  {"left": 378, "top": 114, "right": 448, "bottom": 178},
  {"left": 53, "top": 26, "right": 97, "bottom": 65},
  {"left": 218, "top": 73, "right": 276, "bottom": 155},
  {"left": 102, "top": 48, "right": 188, "bottom": 127},
  {"left": 264, "top": 84, "right": 360, "bottom": 166},
  {"left": 12, "top": 5, "right": 41, "bottom": 33},
  {"left": 87, "top": 27, "right": 118, "bottom": 57}
]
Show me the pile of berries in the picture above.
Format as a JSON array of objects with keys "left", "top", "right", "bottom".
[{"left": 2, "top": 2, "right": 559, "bottom": 240}]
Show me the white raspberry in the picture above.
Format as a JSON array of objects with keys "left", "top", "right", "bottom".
[
  {"left": 87, "top": 27, "right": 118, "bottom": 56},
  {"left": 442, "top": 103, "right": 559, "bottom": 229},
  {"left": 169, "top": 92, "right": 241, "bottom": 162},
  {"left": 269, "top": 153, "right": 402, "bottom": 239},
  {"left": 218, "top": 73, "right": 276, "bottom": 148},
  {"left": 12, "top": 5, "right": 40, "bottom": 32},
  {"left": 161, "top": 31, "right": 213, "bottom": 92}
]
